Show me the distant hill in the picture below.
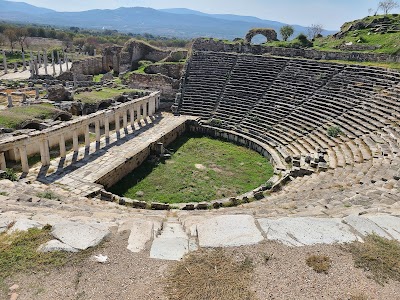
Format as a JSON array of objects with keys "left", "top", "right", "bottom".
[
  {"left": 0, "top": 0, "right": 54, "bottom": 15},
  {"left": 0, "top": 1, "right": 336, "bottom": 40}
]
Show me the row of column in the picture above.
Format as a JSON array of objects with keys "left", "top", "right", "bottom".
[
  {"left": 1, "top": 49, "right": 73, "bottom": 76},
  {"left": 5, "top": 97, "right": 159, "bottom": 173}
]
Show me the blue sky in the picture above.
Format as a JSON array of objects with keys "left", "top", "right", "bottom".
[{"left": 8, "top": 0, "right": 400, "bottom": 29}]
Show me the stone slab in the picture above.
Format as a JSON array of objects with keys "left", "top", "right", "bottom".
[
  {"left": 52, "top": 222, "right": 110, "bottom": 250},
  {"left": 150, "top": 237, "right": 189, "bottom": 261},
  {"left": 38, "top": 239, "right": 79, "bottom": 253},
  {"left": 127, "top": 219, "right": 156, "bottom": 253},
  {"left": 365, "top": 215, "right": 400, "bottom": 240},
  {"left": 8, "top": 219, "right": 43, "bottom": 234},
  {"left": 258, "top": 217, "right": 359, "bottom": 246},
  {"left": 197, "top": 215, "right": 264, "bottom": 247},
  {"left": 343, "top": 215, "right": 391, "bottom": 239},
  {"left": 149, "top": 221, "right": 191, "bottom": 260}
]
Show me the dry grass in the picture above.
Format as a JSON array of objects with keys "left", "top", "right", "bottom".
[
  {"left": 306, "top": 254, "right": 331, "bottom": 274},
  {"left": 348, "top": 234, "right": 400, "bottom": 285},
  {"left": 165, "top": 249, "right": 255, "bottom": 300}
]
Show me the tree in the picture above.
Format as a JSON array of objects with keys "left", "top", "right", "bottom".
[
  {"left": 15, "top": 28, "right": 29, "bottom": 52},
  {"left": 378, "top": 0, "right": 399, "bottom": 14},
  {"left": 280, "top": 25, "right": 294, "bottom": 41},
  {"left": 3, "top": 28, "right": 17, "bottom": 52},
  {"left": 307, "top": 24, "right": 324, "bottom": 40}
]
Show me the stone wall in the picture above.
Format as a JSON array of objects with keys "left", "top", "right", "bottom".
[
  {"left": 70, "top": 57, "right": 104, "bottom": 75},
  {"left": 120, "top": 40, "right": 170, "bottom": 73},
  {"left": 144, "top": 63, "right": 184, "bottom": 79},
  {"left": 96, "top": 121, "right": 187, "bottom": 188},
  {"left": 124, "top": 73, "right": 179, "bottom": 101},
  {"left": 192, "top": 38, "right": 400, "bottom": 63}
]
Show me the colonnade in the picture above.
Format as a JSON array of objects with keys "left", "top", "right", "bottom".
[{"left": 0, "top": 92, "right": 161, "bottom": 173}]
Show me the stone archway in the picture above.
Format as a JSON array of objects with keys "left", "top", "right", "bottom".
[{"left": 245, "top": 28, "right": 278, "bottom": 44}]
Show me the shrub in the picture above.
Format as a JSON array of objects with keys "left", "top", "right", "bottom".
[
  {"left": 4, "top": 168, "right": 17, "bottom": 181},
  {"left": 209, "top": 118, "right": 222, "bottom": 127},
  {"left": 36, "top": 191, "right": 60, "bottom": 201},
  {"left": 327, "top": 126, "right": 342, "bottom": 137},
  {"left": 297, "top": 34, "right": 313, "bottom": 47},
  {"left": 306, "top": 254, "right": 331, "bottom": 274}
]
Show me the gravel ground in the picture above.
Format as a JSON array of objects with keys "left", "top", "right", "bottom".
[{"left": 3, "top": 234, "right": 400, "bottom": 300}]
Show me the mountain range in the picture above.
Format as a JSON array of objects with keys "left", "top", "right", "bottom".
[{"left": 0, "top": 0, "right": 336, "bottom": 40}]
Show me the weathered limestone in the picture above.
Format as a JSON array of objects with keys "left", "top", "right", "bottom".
[
  {"left": 44, "top": 50, "right": 48, "bottom": 75},
  {"left": 0, "top": 152, "right": 6, "bottom": 170},
  {"left": 51, "top": 51, "right": 56, "bottom": 76},
  {"left": 39, "top": 139, "right": 51, "bottom": 166},
  {"left": 258, "top": 217, "right": 359, "bottom": 246},
  {"left": 7, "top": 95, "right": 13, "bottom": 108},
  {"left": 21, "top": 51, "right": 26, "bottom": 70},
  {"left": 38, "top": 240, "right": 78, "bottom": 253},
  {"left": 8, "top": 219, "right": 42, "bottom": 233},
  {"left": 18, "top": 145, "right": 29, "bottom": 173},
  {"left": 59, "top": 134, "right": 66, "bottom": 158},
  {"left": 51, "top": 222, "right": 110, "bottom": 250},
  {"left": 127, "top": 219, "right": 160, "bottom": 252},
  {"left": 197, "top": 215, "right": 264, "bottom": 247}
]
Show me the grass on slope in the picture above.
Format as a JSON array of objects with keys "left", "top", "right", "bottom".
[
  {"left": 0, "top": 104, "right": 58, "bottom": 129},
  {"left": 348, "top": 234, "right": 400, "bottom": 285},
  {"left": 109, "top": 134, "right": 274, "bottom": 203},
  {"left": 165, "top": 249, "right": 255, "bottom": 300},
  {"left": 74, "top": 88, "right": 139, "bottom": 104}
]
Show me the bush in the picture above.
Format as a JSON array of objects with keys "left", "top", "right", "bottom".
[
  {"left": 306, "top": 255, "right": 331, "bottom": 274},
  {"left": 36, "top": 191, "right": 60, "bottom": 201},
  {"left": 297, "top": 34, "right": 313, "bottom": 47},
  {"left": 209, "top": 118, "right": 222, "bottom": 127},
  {"left": 4, "top": 168, "right": 17, "bottom": 181},
  {"left": 327, "top": 126, "right": 342, "bottom": 138}
]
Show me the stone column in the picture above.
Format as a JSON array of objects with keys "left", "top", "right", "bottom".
[
  {"left": 94, "top": 49, "right": 97, "bottom": 56},
  {"left": 2, "top": 50, "right": 7, "bottom": 74},
  {"left": 34, "top": 59, "right": 39, "bottom": 77},
  {"left": 123, "top": 111, "right": 128, "bottom": 129},
  {"left": 137, "top": 105, "right": 142, "bottom": 120},
  {"left": 38, "top": 51, "right": 42, "bottom": 68},
  {"left": 104, "top": 116, "right": 110, "bottom": 139},
  {"left": 44, "top": 50, "right": 48, "bottom": 75},
  {"left": 115, "top": 113, "right": 120, "bottom": 132},
  {"left": 19, "top": 145, "right": 29, "bottom": 173},
  {"left": 39, "top": 139, "right": 50, "bottom": 166},
  {"left": 73, "top": 73, "right": 77, "bottom": 88},
  {"left": 29, "top": 61, "right": 34, "bottom": 78},
  {"left": 65, "top": 53, "right": 69, "bottom": 70},
  {"left": 59, "top": 134, "right": 66, "bottom": 158},
  {"left": 130, "top": 107, "right": 135, "bottom": 127},
  {"left": 51, "top": 51, "right": 56, "bottom": 76},
  {"left": 35, "top": 87, "right": 40, "bottom": 100},
  {"left": 0, "top": 152, "right": 6, "bottom": 171},
  {"left": 21, "top": 51, "right": 27, "bottom": 71},
  {"left": 14, "top": 63, "right": 18, "bottom": 72},
  {"left": 143, "top": 102, "right": 148, "bottom": 118},
  {"left": 95, "top": 120, "right": 101, "bottom": 143},
  {"left": 84, "top": 125, "right": 90, "bottom": 147},
  {"left": 73, "top": 130, "right": 79, "bottom": 152},
  {"left": 7, "top": 95, "right": 13, "bottom": 108},
  {"left": 21, "top": 94, "right": 27, "bottom": 104},
  {"left": 58, "top": 58, "right": 63, "bottom": 74}
]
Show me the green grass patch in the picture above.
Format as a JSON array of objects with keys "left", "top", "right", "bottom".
[
  {"left": 92, "top": 74, "right": 103, "bottom": 82},
  {"left": 348, "top": 234, "right": 400, "bottom": 285},
  {"left": 0, "top": 228, "right": 68, "bottom": 283},
  {"left": 74, "top": 88, "right": 139, "bottom": 104},
  {"left": 109, "top": 134, "right": 274, "bottom": 203},
  {"left": 0, "top": 104, "right": 59, "bottom": 129}
]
